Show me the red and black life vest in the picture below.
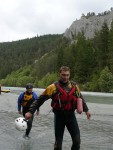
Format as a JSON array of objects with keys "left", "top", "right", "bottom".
[{"left": 51, "top": 82, "right": 77, "bottom": 111}]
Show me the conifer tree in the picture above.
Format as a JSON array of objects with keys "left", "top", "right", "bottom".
[
  {"left": 96, "top": 22, "right": 109, "bottom": 70},
  {"left": 108, "top": 20, "right": 113, "bottom": 73}
]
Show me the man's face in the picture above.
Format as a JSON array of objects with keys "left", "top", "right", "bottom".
[
  {"left": 60, "top": 70, "right": 70, "bottom": 83},
  {"left": 26, "top": 88, "right": 32, "bottom": 94}
]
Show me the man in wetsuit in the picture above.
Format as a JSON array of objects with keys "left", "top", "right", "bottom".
[
  {"left": 18, "top": 83, "right": 39, "bottom": 138},
  {"left": 25, "top": 66, "right": 91, "bottom": 149}
]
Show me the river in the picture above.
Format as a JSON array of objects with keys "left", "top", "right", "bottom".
[{"left": 0, "top": 87, "right": 113, "bottom": 150}]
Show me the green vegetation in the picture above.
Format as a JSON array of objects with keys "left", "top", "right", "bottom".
[{"left": 0, "top": 21, "right": 113, "bottom": 92}]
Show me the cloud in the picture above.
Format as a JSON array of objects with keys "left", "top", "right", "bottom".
[
  {"left": 0, "top": 0, "right": 113, "bottom": 42},
  {"left": 75, "top": 0, "right": 113, "bottom": 16}
]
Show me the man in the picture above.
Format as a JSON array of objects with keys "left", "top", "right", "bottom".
[
  {"left": 25, "top": 66, "right": 91, "bottom": 149},
  {"left": 18, "top": 83, "right": 39, "bottom": 139}
]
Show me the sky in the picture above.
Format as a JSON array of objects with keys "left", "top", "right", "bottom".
[{"left": 0, "top": 0, "right": 113, "bottom": 42}]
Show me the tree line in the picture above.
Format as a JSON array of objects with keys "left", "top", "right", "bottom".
[{"left": 0, "top": 21, "right": 113, "bottom": 92}]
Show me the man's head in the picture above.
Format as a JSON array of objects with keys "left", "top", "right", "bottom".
[
  {"left": 59, "top": 66, "right": 70, "bottom": 83},
  {"left": 26, "top": 83, "right": 33, "bottom": 93}
]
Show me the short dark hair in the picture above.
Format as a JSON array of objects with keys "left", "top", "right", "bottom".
[
  {"left": 26, "top": 83, "right": 33, "bottom": 89},
  {"left": 59, "top": 66, "right": 70, "bottom": 73}
]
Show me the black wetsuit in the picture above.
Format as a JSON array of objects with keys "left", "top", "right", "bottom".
[
  {"left": 23, "top": 107, "right": 34, "bottom": 136},
  {"left": 29, "top": 80, "right": 89, "bottom": 150}
]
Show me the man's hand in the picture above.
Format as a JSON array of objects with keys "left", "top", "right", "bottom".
[
  {"left": 25, "top": 112, "right": 32, "bottom": 120},
  {"left": 85, "top": 111, "right": 91, "bottom": 120}
]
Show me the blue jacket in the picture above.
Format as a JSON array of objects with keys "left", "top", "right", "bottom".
[{"left": 18, "top": 92, "right": 38, "bottom": 111}]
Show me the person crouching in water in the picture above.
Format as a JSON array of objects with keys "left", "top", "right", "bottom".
[
  {"left": 17, "top": 83, "right": 39, "bottom": 138},
  {"left": 25, "top": 66, "right": 91, "bottom": 149}
]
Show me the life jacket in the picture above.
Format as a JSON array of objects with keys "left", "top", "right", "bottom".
[
  {"left": 22, "top": 92, "right": 33, "bottom": 107},
  {"left": 51, "top": 82, "right": 77, "bottom": 111}
]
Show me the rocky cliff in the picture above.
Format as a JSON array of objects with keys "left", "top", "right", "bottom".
[{"left": 64, "top": 10, "right": 113, "bottom": 40}]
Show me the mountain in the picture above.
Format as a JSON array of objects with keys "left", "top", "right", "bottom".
[
  {"left": 64, "top": 9, "right": 113, "bottom": 40},
  {"left": 1, "top": 9, "right": 113, "bottom": 92}
]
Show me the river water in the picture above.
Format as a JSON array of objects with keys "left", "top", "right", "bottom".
[{"left": 0, "top": 87, "right": 113, "bottom": 150}]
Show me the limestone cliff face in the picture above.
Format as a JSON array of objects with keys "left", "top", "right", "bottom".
[{"left": 64, "top": 10, "right": 113, "bottom": 40}]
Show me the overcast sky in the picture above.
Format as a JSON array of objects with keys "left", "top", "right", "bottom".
[{"left": 0, "top": 0, "right": 113, "bottom": 42}]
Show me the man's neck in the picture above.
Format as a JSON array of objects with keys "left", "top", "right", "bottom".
[{"left": 59, "top": 80, "right": 69, "bottom": 86}]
